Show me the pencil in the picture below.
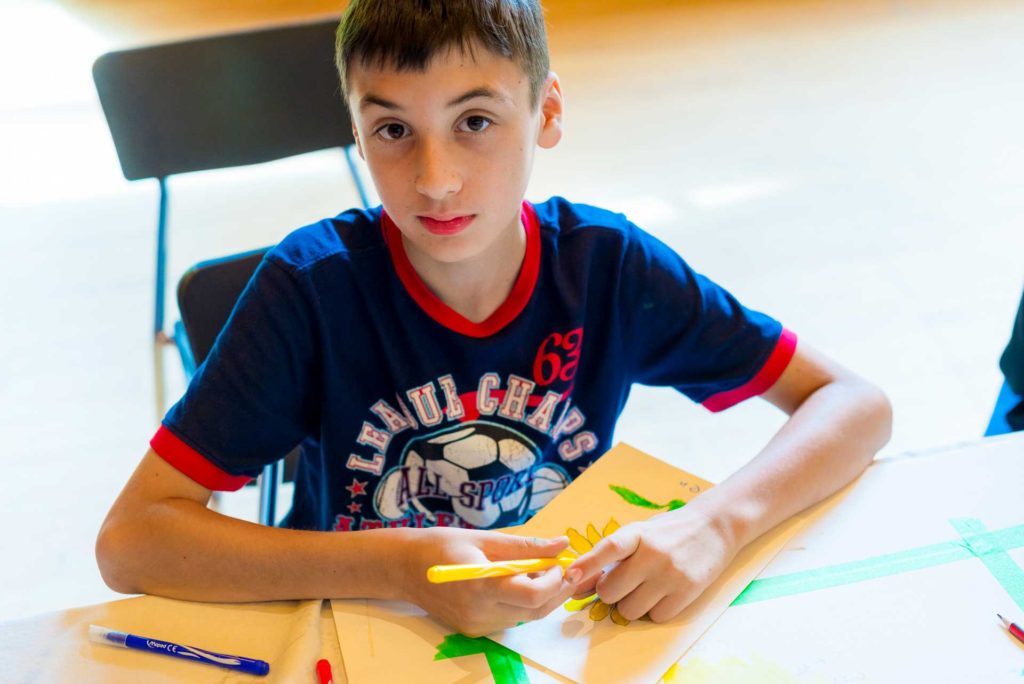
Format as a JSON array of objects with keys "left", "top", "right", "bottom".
[{"left": 998, "top": 613, "right": 1024, "bottom": 646}]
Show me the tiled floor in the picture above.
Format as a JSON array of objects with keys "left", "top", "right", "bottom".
[{"left": 2, "top": 0, "right": 1023, "bottom": 623}]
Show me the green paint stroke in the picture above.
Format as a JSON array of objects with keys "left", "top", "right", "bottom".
[
  {"left": 733, "top": 522, "right": 1024, "bottom": 606},
  {"left": 609, "top": 484, "right": 685, "bottom": 511},
  {"left": 950, "top": 518, "right": 1024, "bottom": 613},
  {"left": 435, "top": 634, "right": 530, "bottom": 684}
]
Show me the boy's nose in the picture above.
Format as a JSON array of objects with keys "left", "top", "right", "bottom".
[{"left": 414, "top": 141, "right": 462, "bottom": 200}]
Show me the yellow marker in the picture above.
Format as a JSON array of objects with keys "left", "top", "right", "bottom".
[{"left": 427, "top": 551, "right": 576, "bottom": 583}]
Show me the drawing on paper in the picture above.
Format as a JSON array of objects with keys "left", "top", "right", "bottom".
[
  {"left": 559, "top": 518, "right": 634, "bottom": 625},
  {"left": 434, "top": 633, "right": 528, "bottom": 682},
  {"left": 610, "top": 484, "right": 687, "bottom": 512},
  {"left": 558, "top": 484, "right": 695, "bottom": 626}
]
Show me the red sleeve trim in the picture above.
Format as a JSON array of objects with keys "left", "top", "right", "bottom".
[
  {"left": 150, "top": 425, "right": 252, "bottom": 491},
  {"left": 380, "top": 201, "right": 541, "bottom": 338},
  {"left": 702, "top": 328, "right": 798, "bottom": 413}
]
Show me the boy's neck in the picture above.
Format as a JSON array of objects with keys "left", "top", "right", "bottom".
[{"left": 402, "top": 215, "right": 528, "bottom": 325}]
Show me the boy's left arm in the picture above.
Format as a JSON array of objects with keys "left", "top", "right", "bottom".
[{"left": 567, "top": 343, "right": 892, "bottom": 622}]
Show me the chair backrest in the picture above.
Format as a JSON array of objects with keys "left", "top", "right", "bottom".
[
  {"left": 177, "top": 248, "right": 268, "bottom": 367},
  {"left": 177, "top": 248, "right": 298, "bottom": 524},
  {"left": 92, "top": 18, "right": 353, "bottom": 181}
]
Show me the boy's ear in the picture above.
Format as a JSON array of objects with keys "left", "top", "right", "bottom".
[{"left": 536, "top": 72, "right": 564, "bottom": 149}]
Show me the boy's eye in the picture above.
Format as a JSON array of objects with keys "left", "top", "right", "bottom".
[
  {"left": 459, "top": 116, "right": 492, "bottom": 133},
  {"left": 377, "top": 123, "right": 409, "bottom": 140}
]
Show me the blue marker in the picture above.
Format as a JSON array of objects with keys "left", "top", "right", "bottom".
[{"left": 88, "top": 624, "right": 270, "bottom": 676}]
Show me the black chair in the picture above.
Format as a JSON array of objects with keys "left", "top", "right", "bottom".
[
  {"left": 177, "top": 248, "right": 295, "bottom": 526},
  {"left": 92, "top": 17, "right": 369, "bottom": 418}
]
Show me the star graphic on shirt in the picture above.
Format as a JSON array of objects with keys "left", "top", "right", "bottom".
[
  {"left": 346, "top": 479, "right": 368, "bottom": 498},
  {"left": 347, "top": 502, "right": 363, "bottom": 514}
]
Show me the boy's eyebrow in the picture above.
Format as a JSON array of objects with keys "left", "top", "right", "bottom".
[
  {"left": 445, "top": 87, "right": 512, "bottom": 108},
  {"left": 360, "top": 94, "right": 403, "bottom": 111},
  {"left": 359, "top": 87, "right": 511, "bottom": 112}
]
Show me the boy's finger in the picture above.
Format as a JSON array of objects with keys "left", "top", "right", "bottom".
[
  {"left": 500, "top": 564, "right": 573, "bottom": 608},
  {"left": 566, "top": 530, "right": 639, "bottom": 583},
  {"left": 646, "top": 589, "right": 696, "bottom": 624},
  {"left": 571, "top": 576, "right": 599, "bottom": 599},
  {"left": 609, "top": 577, "right": 661, "bottom": 621},
  {"left": 593, "top": 555, "right": 646, "bottom": 605},
  {"left": 457, "top": 601, "right": 539, "bottom": 637},
  {"left": 532, "top": 578, "right": 581, "bottom": 619},
  {"left": 485, "top": 534, "right": 569, "bottom": 561}
]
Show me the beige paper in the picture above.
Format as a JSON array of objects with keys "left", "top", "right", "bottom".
[
  {"left": 331, "top": 598, "right": 571, "bottom": 683},
  {"left": 333, "top": 443, "right": 807, "bottom": 683}
]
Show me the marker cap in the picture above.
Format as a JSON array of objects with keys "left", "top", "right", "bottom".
[{"left": 89, "top": 625, "right": 128, "bottom": 648}]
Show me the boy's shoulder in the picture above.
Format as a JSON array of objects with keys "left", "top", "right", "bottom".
[
  {"left": 266, "top": 206, "right": 386, "bottom": 275},
  {"left": 532, "top": 196, "right": 637, "bottom": 238}
]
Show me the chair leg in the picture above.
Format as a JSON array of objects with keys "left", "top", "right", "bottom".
[
  {"left": 153, "top": 334, "right": 168, "bottom": 422},
  {"left": 152, "top": 177, "right": 174, "bottom": 422},
  {"left": 174, "top": 321, "right": 197, "bottom": 378},
  {"left": 154, "top": 177, "right": 170, "bottom": 337},
  {"left": 258, "top": 461, "right": 281, "bottom": 527}
]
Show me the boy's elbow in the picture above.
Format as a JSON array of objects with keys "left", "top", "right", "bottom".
[
  {"left": 95, "top": 516, "right": 144, "bottom": 595},
  {"left": 854, "top": 378, "right": 893, "bottom": 451}
]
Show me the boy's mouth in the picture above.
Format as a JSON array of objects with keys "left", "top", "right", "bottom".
[{"left": 417, "top": 214, "right": 475, "bottom": 236}]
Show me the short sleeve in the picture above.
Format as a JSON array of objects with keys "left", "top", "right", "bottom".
[
  {"left": 622, "top": 225, "right": 796, "bottom": 412},
  {"left": 152, "top": 257, "right": 320, "bottom": 490}
]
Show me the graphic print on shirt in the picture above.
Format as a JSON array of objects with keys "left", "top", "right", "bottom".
[
  {"left": 334, "top": 328, "right": 600, "bottom": 532},
  {"left": 374, "top": 421, "right": 571, "bottom": 528}
]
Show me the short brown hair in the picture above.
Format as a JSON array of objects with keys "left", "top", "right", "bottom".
[{"left": 336, "top": 0, "right": 550, "bottom": 107}]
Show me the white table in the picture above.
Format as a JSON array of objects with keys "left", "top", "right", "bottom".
[{"left": 4, "top": 433, "right": 1023, "bottom": 683}]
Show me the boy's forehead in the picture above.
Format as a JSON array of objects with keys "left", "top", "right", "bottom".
[{"left": 347, "top": 42, "right": 532, "bottom": 112}]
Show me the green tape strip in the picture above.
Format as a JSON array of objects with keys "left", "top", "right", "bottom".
[
  {"left": 950, "top": 518, "right": 1024, "bottom": 613},
  {"left": 435, "top": 634, "right": 530, "bottom": 684},
  {"left": 733, "top": 523, "right": 1024, "bottom": 606}
]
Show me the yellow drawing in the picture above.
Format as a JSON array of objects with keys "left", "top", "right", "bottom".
[
  {"left": 661, "top": 655, "right": 830, "bottom": 684},
  {"left": 561, "top": 518, "right": 632, "bottom": 625}
]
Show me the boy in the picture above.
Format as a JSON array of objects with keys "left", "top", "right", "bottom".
[{"left": 96, "top": 0, "right": 891, "bottom": 638}]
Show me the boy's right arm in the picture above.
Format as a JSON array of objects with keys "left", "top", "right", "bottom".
[{"left": 96, "top": 450, "right": 577, "bottom": 636}]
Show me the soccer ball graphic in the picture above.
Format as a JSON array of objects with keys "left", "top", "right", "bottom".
[{"left": 374, "top": 421, "right": 570, "bottom": 528}]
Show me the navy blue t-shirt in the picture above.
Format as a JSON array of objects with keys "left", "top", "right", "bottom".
[{"left": 152, "top": 197, "right": 796, "bottom": 532}]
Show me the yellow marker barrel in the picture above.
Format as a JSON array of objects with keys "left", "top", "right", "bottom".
[{"left": 427, "top": 554, "right": 574, "bottom": 583}]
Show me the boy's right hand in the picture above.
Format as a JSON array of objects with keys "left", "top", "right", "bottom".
[{"left": 399, "top": 528, "right": 578, "bottom": 637}]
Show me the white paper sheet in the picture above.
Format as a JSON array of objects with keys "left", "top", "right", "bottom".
[{"left": 674, "top": 434, "right": 1024, "bottom": 683}]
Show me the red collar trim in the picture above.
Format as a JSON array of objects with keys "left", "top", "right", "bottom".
[{"left": 380, "top": 202, "right": 541, "bottom": 338}]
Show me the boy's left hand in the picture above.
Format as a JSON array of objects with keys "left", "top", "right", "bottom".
[{"left": 565, "top": 507, "right": 738, "bottom": 623}]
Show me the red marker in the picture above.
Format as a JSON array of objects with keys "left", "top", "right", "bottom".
[
  {"left": 998, "top": 614, "right": 1024, "bottom": 646},
  {"left": 316, "top": 658, "right": 334, "bottom": 684}
]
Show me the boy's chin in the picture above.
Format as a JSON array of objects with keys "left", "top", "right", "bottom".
[{"left": 412, "top": 239, "right": 484, "bottom": 266}]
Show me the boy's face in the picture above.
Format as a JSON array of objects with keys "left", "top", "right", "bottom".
[{"left": 346, "top": 43, "right": 563, "bottom": 269}]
